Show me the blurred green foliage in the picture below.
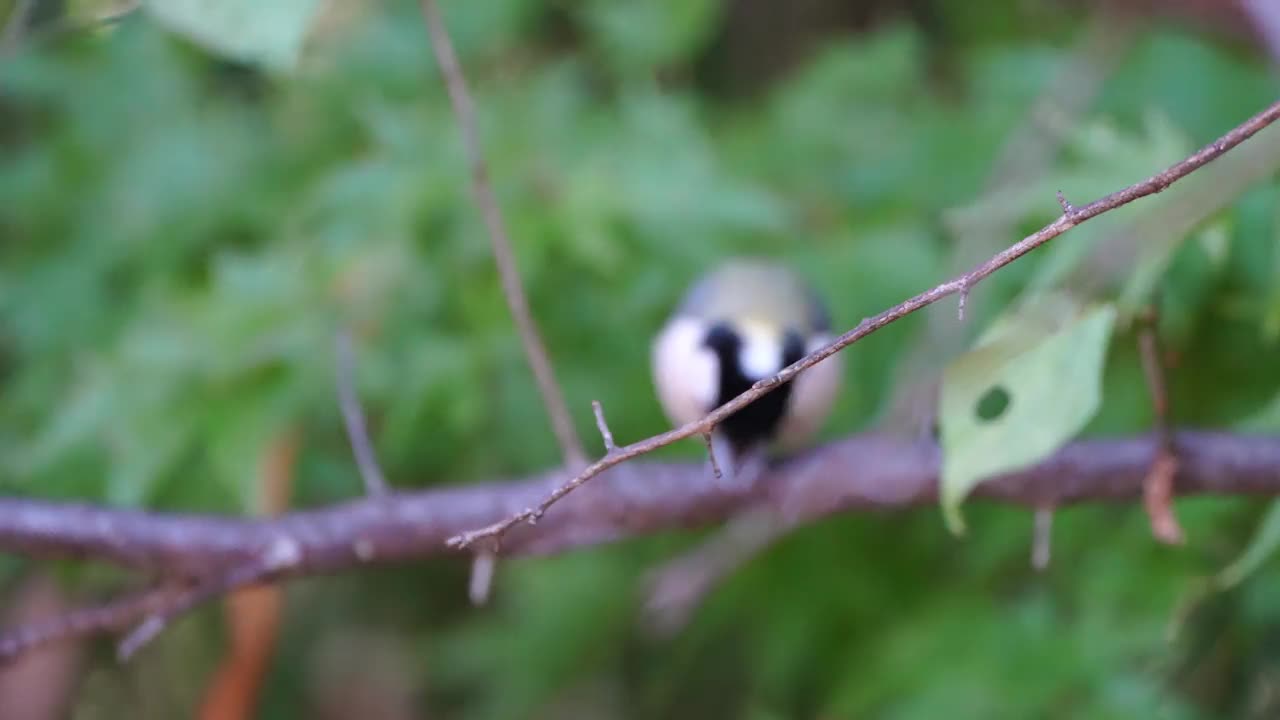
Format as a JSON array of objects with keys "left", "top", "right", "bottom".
[{"left": 2, "top": 0, "right": 1280, "bottom": 717}]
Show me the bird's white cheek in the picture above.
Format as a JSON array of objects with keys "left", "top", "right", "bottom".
[{"left": 652, "top": 318, "right": 719, "bottom": 427}]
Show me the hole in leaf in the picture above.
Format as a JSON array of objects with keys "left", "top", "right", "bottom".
[{"left": 975, "top": 386, "right": 1011, "bottom": 421}]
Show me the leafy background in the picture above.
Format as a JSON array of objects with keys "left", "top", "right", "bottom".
[{"left": 2, "top": 0, "right": 1280, "bottom": 717}]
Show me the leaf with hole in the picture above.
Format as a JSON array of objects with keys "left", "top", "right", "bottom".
[{"left": 939, "top": 302, "right": 1117, "bottom": 533}]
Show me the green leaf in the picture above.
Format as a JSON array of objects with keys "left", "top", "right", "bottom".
[
  {"left": 141, "top": 0, "right": 323, "bottom": 71},
  {"left": 1217, "top": 500, "right": 1280, "bottom": 589},
  {"left": 940, "top": 302, "right": 1117, "bottom": 533}
]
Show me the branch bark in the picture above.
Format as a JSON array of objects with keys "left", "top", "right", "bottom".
[
  {"left": 2, "top": 430, "right": 1279, "bottom": 659},
  {"left": 0, "top": 431, "right": 1273, "bottom": 575}
]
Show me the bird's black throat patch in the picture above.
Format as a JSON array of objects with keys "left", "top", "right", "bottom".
[{"left": 703, "top": 322, "right": 806, "bottom": 453}]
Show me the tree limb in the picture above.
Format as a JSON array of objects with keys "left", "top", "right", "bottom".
[
  {"left": 2, "top": 430, "right": 1279, "bottom": 659},
  {"left": 0, "top": 431, "right": 1272, "bottom": 575}
]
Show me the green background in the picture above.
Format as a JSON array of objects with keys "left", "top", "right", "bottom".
[{"left": 3, "top": 0, "right": 1280, "bottom": 717}]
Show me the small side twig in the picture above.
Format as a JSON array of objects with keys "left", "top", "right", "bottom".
[
  {"left": 335, "top": 330, "right": 390, "bottom": 497},
  {"left": 1031, "top": 507, "right": 1054, "bottom": 570},
  {"left": 467, "top": 551, "right": 497, "bottom": 606},
  {"left": 118, "top": 536, "right": 303, "bottom": 660},
  {"left": 1055, "top": 189, "right": 1078, "bottom": 217},
  {"left": 419, "top": 0, "right": 585, "bottom": 469},
  {"left": 701, "top": 433, "right": 723, "bottom": 481},
  {"left": 592, "top": 400, "right": 617, "bottom": 453},
  {"left": 1138, "top": 309, "right": 1185, "bottom": 544},
  {"left": 0, "top": 585, "right": 174, "bottom": 665}
]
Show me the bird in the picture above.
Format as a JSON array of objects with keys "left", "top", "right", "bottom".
[{"left": 650, "top": 257, "right": 844, "bottom": 485}]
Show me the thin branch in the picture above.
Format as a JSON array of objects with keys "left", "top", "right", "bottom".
[
  {"left": 889, "top": 8, "right": 1132, "bottom": 432},
  {"left": 334, "top": 330, "right": 390, "bottom": 497},
  {"left": 1031, "top": 507, "right": 1054, "bottom": 571},
  {"left": 445, "top": 97, "right": 1280, "bottom": 550},
  {"left": 117, "top": 535, "right": 302, "bottom": 660},
  {"left": 701, "top": 434, "right": 723, "bottom": 482},
  {"left": 468, "top": 552, "right": 497, "bottom": 606},
  {"left": 591, "top": 401, "right": 617, "bottom": 453},
  {"left": 1138, "top": 310, "right": 1185, "bottom": 544},
  {"left": 418, "top": 0, "right": 585, "bottom": 468},
  {"left": 1055, "top": 190, "right": 1077, "bottom": 216},
  {"left": 0, "top": 586, "right": 173, "bottom": 664},
  {"left": 0, "top": 430, "right": 1278, "bottom": 660}
]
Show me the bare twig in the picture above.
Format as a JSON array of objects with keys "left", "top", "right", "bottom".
[
  {"left": 419, "top": 0, "right": 585, "bottom": 468},
  {"left": 1055, "top": 190, "right": 1077, "bottom": 216},
  {"left": 117, "top": 536, "right": 302, "bottom": 660},
  {"left": 1138, "top": 310, "right": 1185, "bottom": 544},
  {"left": 1032, "top": 507, "right": 1054, "bottom": 571},
  {"left": 701, "top": 434, "right": 723, "bottom": 481},
  {"left": 1, "top": 431, "right": 1279, "bottom": 659},
  {"left": 335, "top": 331, "right": 390, "bottom": 497},
  {"left": 446, "top": 97, "right": 1280, "bottom": 550},
  {"left": 592, "top": 401, "right": 617, "bottom": 453},
  {"left": 0, "top": 585, "right": 174, "bottom": 664},
  {"left": 888, "top": 8, "right": 1133, "bottom": 432},
  {"left": 468, "top": 552, "right": 497, "bottom": 606}
]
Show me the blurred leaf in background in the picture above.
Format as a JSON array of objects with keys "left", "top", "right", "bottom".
[{"left": 1, "top": 0, "right": 1280, "bottom": 718}]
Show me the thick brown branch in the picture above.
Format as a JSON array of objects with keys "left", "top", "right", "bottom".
[
  {"left": 2, "top": 431, "right": 1279, "bottom": 659},
  {"left": 448, "top": 96, "right": 1280, "bottom": 549},
  {"left": 0, "top": 431, "right": 1271, "bottom": 573},
  {"left": 419, "top": 0, "right": 585, "bottom": 467}
]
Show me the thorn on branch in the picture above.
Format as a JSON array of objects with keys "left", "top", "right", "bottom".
[
  {"left": 468, "top": 551, "right": 497, "bottom": 606},
  {"left": 592, "top": 400, "right": 617, "bottom": 453},
  {"left": 702, "top": 433, "right": 723, "bottom": 481},
  {"left": 335, "top": 330, "right": 391, "bottom": 497},
  {"left": 1056, "top": 189, "right": 1078, "bottom": 217},
  {"left": 1032, "top": 507, "right": 1054, "bottom": 570}
]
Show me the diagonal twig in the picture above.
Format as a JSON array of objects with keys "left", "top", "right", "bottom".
[
  {"left": 444, "top": 97, "right": 1280, "bottom": 551},
  {"left": 419, "top": 0, "right": 585, "bottom": 469},
  {"left": 0, "top": 585, "right": 175, "bottom": 665},
  {"left": 335, "top": 330, "right": 390, "bottom": 497},
  {"left": 116, "top": 535, "right": 303, "bottom": 660}
]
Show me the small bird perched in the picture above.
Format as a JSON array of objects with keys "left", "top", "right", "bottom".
[{"left": 650, "top": 258, "right": 844, "bottom": 485}]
